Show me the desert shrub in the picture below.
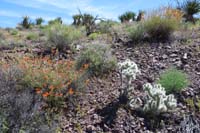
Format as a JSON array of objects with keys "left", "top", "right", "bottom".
[
  {"left": 10, "top": 29, "right": 18, "bottom": 36},
  {"left": 48, "top": 17, "right": 62, "bottom": 25},
  {"left": 88, "top": 32, "right": 100, "bottom": 40},
  {"left": 26, "top": 33, "right": 39, "bottom": 40},
  {"left": 119, "top": 11, "right": 136, "bottom": 23},
  {"left": 128, "top": 23, "right": 145, "bottom": 43},
  {"left": 143, "top": 16, "right": 179, "bottom": 41},
  {"left": 15, "top": 56, "right": 89, "bottom": 108},
  {"left": 45, "top": 23, "right": 83, "bottom": 52},
  {"left": 158, "top": 68, "right": 189, "bottom": 94},
  {"left": 0, "top": 63, "right": 62, "bottom": 132},
  {"left": 165, "top": 7, "right": 184, "bottom": 22},
  {"left": 96, "top": 20, "right": 119, "bottom": 34},
  {"left": 76, "top": 43, "right": 117, "bottom": 76},
  {"left": 36, "top": 17, "right": 44, "bottom": 25}
]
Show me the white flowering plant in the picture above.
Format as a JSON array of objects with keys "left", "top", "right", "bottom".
[
  {"left": 143, "top": 83, "right": 177, "bottom": 115},
  {"left": 118, "top": 59, "right": 140, "bottom": 102}
]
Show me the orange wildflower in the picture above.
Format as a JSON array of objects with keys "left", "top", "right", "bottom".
[
  {"left": 83, "top": 64, "right": 89, "bottom": 69},
  {"left": 42, "top": 92, "right": 50, "bottom": 97},
  {"left": 55, "top": 93, "right": 63, "bottom": 97},
  {"left": 49, "top": 85, "right": 55, "bottom": 90},
  {"left": 35, "top": 88, "right": 42, "bottom": 94},
  {"left": 68, "top": 88, "right": 74, "bottom": 95}
]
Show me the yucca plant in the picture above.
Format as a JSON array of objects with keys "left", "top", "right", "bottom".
[
  {"left": 136, "top": 10, "right": 145, "bottom": 21},
  {"left": 36, "top": 17, "right": 44, "bottom": 25},
  {"left": 178, "top": 0, "right": 200, "bottom": 23},
  {"left": 72, "top": 14, "right": 82, "bottom": 26},
  {"left": 21, "top": 16, "right": 31, "bottom": 29},
  {"left": 119, "top": 11, "right": 136, "bottom": 23},
  {"left": 72, "top": 10, "right": 99, "bottom": 35}
]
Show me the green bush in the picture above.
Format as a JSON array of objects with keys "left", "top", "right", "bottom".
[
  {"left": 96, "top": 20, "right": 119, "bottom": 34},
  {"left": 76, "top": 43, "right": 117, "bottom": 76},
  {"left": 158, "top": 68, "right": 189, "bottom": 94},
  {"left": 10, "top": 29, "right": 18, "bottom": 36},
  {"left": 144, "top": 16, "right": 179, "bottom": 41},
  {"left": 48, "top": 17, "right": 62, "bottom": 25},
  {"left": 128, "top": 23, "right": 145, "bottom": 43},
  {"left": 119, "top": 11, "right": 136, "bottom": 23},
  {"left": 88, "top": 32, "right": 100, "bottom": 40},
  {"left": 26, "top": 33, "right": 38, "bottom": 40},
  {"left": 45, "top": 23, "right": 83, "bottom": 52}
]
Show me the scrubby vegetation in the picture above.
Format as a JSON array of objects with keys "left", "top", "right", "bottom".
[
  {"left": 0, "top": 1, "right": 200, "bottom": 132},
  {"left": 45, "top": 23, "right": 83, "bottom": 52},
  {"left": 76, "top": 43, "right": 116, "bottom": 76},
  {"left": 158, "top": 68, "right": 189, "bottom": 94}
]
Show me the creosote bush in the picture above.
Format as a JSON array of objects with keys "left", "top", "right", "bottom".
[
  {"left": 76, "top": 43, "right": 117, "bottom": 76},
  {"left": 45, "top": 23, "right": 83, "bottom": 52},
  {"left": 128, "top": 23, "right": 145, "bottom": 43},
  {"left": 144, "top": 16, "right": 179, "bottom": 41},
  {"left": 26, "top": 33, "right": 39, "bottom": 40},
  {"left": 96, "top": 20, "right": 119, "bottom": 34},
  {"left": 158, "top": 68, "right": 189, "bottom": 94}
]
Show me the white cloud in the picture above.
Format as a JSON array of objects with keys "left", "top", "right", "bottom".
[{"left": 3, "top": 0, "right": 120, "bottom": 20}]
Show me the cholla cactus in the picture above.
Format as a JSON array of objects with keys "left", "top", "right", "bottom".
[
  {"left": 118, "top": 59, "right": 140, "bottom": 99},
  {"left": 118, "top": 59, "right": 140, "bottom": 85},
  {"left": 143, "top": 83, "right": 177, "bottom": 115}
]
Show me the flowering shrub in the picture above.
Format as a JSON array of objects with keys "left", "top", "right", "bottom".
[
  {"left": 165, "top": 7, "right": 184, "bottom": 22},
  {"left": 3, "top": 56, "right": 89, "bottom": 108},
  {"left": 143, "top": 83, "right": 177, "bottom": 115}
]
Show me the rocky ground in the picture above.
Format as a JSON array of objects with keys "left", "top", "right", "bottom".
[
  {"left": 60, "top": 29, "right": 200, "bottom": 133},
  {"left": 0, "top": 28, "right": 200, "bottom": 133}
]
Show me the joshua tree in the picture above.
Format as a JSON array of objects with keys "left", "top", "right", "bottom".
[
  {"left": 72, "top": 10, "right": 100, "bottom": 35},
  {"left": 72, "top": 14, "right": 82, "bottom": 26},
  {"left": 21, "top": 16, "right": 31, "bottom": 29},
  {"left": 119, "top": 11, "right": 136, "bottom": 23},
  {"left": 136, "top": 10, "right": 145, "bottom": 21},
  {"left": 177, "top": 0, "right": 200, "bottom": 23},
  {"left": 35, "top": 17, "right": 44, "bottom": 25}
]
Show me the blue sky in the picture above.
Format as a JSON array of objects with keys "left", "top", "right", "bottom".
[{"left": 0, "top": 0, "right": 176, "bottom": 28}]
